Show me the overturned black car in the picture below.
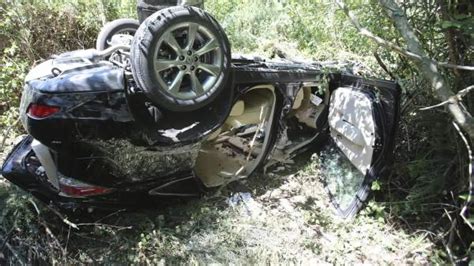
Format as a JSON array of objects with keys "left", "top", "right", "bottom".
[{"left": 1, "top": 6, "right": 400, "bottom": 218}]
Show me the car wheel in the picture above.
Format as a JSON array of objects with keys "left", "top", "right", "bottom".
[
  {"left": 96, "top": 18, "right": 140, "bottom": 51},
  {"left": 130, "top": 6, "right": 231, "bottom": 112}
]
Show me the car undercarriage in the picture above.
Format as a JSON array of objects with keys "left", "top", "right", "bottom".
[{"left": 1, "top": 4, "right": 400, "bottom": 218}]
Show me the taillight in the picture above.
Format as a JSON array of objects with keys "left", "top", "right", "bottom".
[
  {"left": 59, "top": 176, "right": 112, "bottom": 198},
  {"left": 28, "top": 104, "right": 60, "bottom": 118}
]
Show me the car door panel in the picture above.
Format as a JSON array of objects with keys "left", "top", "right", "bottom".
[
  {"left": 321, "top": 74, "right": 400, "bottom": 218},
  {"left": 329, "top": 86, "right": 376, "bottom": 175}
]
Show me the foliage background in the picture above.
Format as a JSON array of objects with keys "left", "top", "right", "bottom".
[{"left": 0, "top": 0, "right": 472, "bottom": 263}]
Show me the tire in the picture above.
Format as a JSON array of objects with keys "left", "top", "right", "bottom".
[
  {"left": 96, "top": 18, "right": 140, "bottom": 51},
  {"left": 130, "top": 6, "right": 231, "bottom": 112},
  {"left": 137, "top": 0, "right": 179, "bottom": 23}
]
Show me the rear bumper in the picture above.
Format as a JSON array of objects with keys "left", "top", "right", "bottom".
[
  {"left": 1, "top": 136, "right": 203, "bottom": 211},
  {"left": 1, "top": 136, "right": 66, "bottom": 205}
]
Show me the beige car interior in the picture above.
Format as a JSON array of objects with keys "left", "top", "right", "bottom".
[
  {"left": 194, "top": 83, "right": 374, "bottom": 187},
  {"left": 194, "top": 85, "right": 276, "bottom": 187},
  {"left": 328, "top": 87, "right": 375, "bottom": 175}
]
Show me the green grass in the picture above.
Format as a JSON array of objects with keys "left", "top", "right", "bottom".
[
  {"left": 0, "top": 0, "right": 468, "bottom": 263},
  {"left": 0, "top": 138, "right": 442, "bottom": 263}
]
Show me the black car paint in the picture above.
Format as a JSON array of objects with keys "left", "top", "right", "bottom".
[
  {"left": 2, "top": 136, "right": 204, "bottom": 210},
  {"left": 1, "top": 54, "right": 400, "bottom": 211}
]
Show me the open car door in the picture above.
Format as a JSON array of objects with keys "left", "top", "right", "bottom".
[{"left": 320, "top": 74, "right": 400, "bottom": 218}]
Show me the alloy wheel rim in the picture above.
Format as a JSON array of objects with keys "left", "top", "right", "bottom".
[{"left": 152, "top": 22, "right": 223, "bottom": 100}]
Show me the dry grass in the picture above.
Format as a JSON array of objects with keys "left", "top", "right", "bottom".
[
  {"left": 0, "top": 140, "right": 441, "bottom": 263},
  {"left": 0, "top": 1, "right": 459, "bottom": 263}
]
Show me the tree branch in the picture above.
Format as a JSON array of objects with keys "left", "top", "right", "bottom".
[
  {"left": 452, "top": 122, "right": 473, "bottom": 231},
  {"left": 377, "top": 0, "right": 474, "bottom": 139},
  {"left": 373, "top": 51, "right": 396, "bottom": 79},
  {"left": 335, "top": 0, "right": 474, "bottom": 139},
  {"left": 334, "top": 0, "right": 474, "bottom": 72},
  {"left": 438, "top": 62, "right": 474, "bottom": 71},
  {"left": 419, "top": 85, "right": 474, "bottom": 111}
]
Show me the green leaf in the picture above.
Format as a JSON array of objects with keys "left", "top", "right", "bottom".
[
  {"left": 371, "top": 181, "right": 381, "bottom": 191},
  {"left": 458, "top": 193, "right": 470, "bottom": 201},
  {"left": 453, "top": 14, "right": 470, "bottom": 20},
  {"left": 440, "top": 20, "right": 462, "bottom": 29}
]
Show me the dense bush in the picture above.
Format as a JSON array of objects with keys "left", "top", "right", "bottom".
[
  {"left": 207, "top": 0, "right": 397, "bottom": 65},
  {"left": 0, "top": 0, "right": 136, "bottom": 132},
  {"left": 0, "top": 0, "right": 472, "bottom": 263},
  {"left": 209, "top": 5, "right": 473, "bottom": 255}
]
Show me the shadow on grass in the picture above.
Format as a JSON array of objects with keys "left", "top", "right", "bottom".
[{"left": 0, "top": 146, "right": 444, "bottom": 264}]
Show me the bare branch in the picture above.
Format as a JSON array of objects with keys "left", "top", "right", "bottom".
[
  {"left": 335, "top": 0, "right": 474, "bottom": 139},
  {"left": 334, "top": 0, "right": 474, "bottom": 71},
  {"left": 45, "top": 204, "right": 79, "bottom": 230},
  {"left": 373, "top": 51, "right": 396, "bottom": 79},
  {"left": 419, "top": 85, "right": 474, "bottom": 111},
  {"left": 376, "top": 0, "right": 474, "bottom": 139},
  {"left": 438, "top": 62, "right": 474, "bottom": 71},
  {"left": 452, "top": 122, "right": 473, "bottom": 231},
  {"left": 456, "top": 85, "right": 474, "bottom": 99},
  {"left": 335, "top": 0, "right": 421, "bottom": 59},
  {"left": 419, "top": 99, "right": 454, "bottom": 111}
]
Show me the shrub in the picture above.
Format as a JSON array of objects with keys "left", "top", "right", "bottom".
[{"left": 0, "top": 1, "right": 136, "bottom": 134}]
